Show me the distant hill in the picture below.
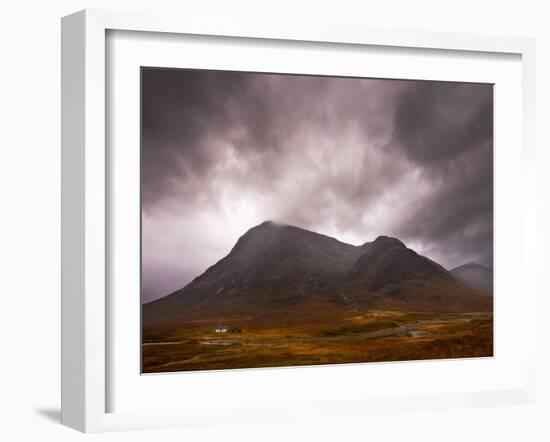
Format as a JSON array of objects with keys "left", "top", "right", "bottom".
[
  {"left": 450, "top": 263, "right": 493, "bottom": 295},
  {"left": 143, "top": 221, "right": 492, "bottom": 326}
]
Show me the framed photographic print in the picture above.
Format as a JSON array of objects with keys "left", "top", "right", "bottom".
[{"left": 61, "top": 9, "right": 537, "bottom": 432}]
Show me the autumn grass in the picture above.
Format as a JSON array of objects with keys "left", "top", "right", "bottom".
[{"left": 142, "top": 311, "right": 493, "bottom": 373}]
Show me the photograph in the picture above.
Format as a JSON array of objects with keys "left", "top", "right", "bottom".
[{"left": 140, "top": 68, "right": 494, "bottom": 373}]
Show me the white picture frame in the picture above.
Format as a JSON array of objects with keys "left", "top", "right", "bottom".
[{"left": 61, "top": 9, "right": 537, "bottom": 433}]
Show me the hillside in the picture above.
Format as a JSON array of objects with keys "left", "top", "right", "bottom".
[
  {"left": 143, "top": 222, "right": 492, "bottom": 326},
  {"left": 450, "top": 263, "right": 493, "bottom": 295}
]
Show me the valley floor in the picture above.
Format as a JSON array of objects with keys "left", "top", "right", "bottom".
[{"left": 141, "top": 311, "right": 493, "bottom": 373}]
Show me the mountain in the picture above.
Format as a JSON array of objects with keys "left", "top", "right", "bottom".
[
  {"left": 143, "top": 222, "right": 492, "bottom": 326},
  {"left": 186, "top": 221, "right": 368, "bottom": 292},
  {"left": 450, "top": 263, "right": 493, "bottom": 295},
  {"left": 344, "top": 235, "right": 450, "bottom": 288}
]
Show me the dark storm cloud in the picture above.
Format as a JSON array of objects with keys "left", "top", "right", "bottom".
[
  {"left": 141, "top": 68, "right": 493, "bottom": 302},
  {"left": 392, "top": 81, "right": 493, "bottom": 164},
  {"left": 389, "top": 81, "right": 493, "bottom": 269},
  {"left": 141, "top": 69, "right": 250, "bottom": 205},
  {"left": 141, "top": 70, "right": 399, "bottom": 210}
]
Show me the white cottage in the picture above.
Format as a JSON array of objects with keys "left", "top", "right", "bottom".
[{"left": 215, "top": 324, "right": 228, "bottom": 333}]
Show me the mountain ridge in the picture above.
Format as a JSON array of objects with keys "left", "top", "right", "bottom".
[
  {"left": 450, "top": 262, "right": 493, "bottom": 295},
  {"left": 143, "top": 221, "right": 492, "bottom": 324}
]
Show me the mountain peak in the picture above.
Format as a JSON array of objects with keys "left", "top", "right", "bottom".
[
  {"left": 370, "top": 235, "right": 406, "bottom": 249},
  {"left": 236, "top": 220, "right": 285, "bottom": 240},
  {"left": 450, "top": 262, "right": 493, "bottom": 294},
  {"left": 248, "top": 220, "right": 288, "bottom": 232},
  {"left": 452, "top": 262, "right": 492, "bottom": 272},
  {"left": 258, "top": 220, "right": 281, "bottom": 227}
]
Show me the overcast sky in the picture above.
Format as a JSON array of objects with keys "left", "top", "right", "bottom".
[{"left": 141, "top": 68, "right": 493, "bottom": 303}]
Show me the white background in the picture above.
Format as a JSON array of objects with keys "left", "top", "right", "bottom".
[{"left": 0, "top": 1, "right": 548, "bottom": 441}]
